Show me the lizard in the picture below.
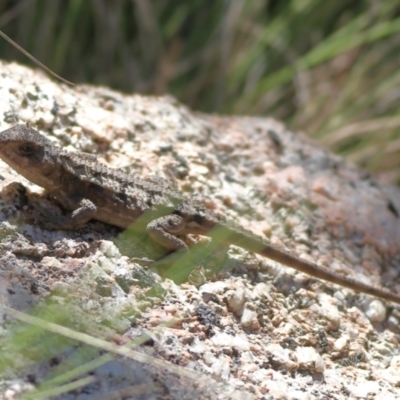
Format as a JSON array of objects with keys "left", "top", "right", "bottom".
[{"left": 0, "top": 123, "right": 400, "bottom": 304}]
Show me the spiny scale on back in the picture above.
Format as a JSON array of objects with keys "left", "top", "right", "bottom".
[{"left": 59, "top": 150, "right": 184, "bottom": 210}]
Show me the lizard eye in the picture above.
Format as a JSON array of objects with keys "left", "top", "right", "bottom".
[{"left": 19, "top": 144, "right": 35, "bottom": 156}]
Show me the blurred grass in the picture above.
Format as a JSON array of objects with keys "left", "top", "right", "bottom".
[
  {"left": 0, "top": 301, "right": 192, "bottom": 398},
  {"left": 0, "top": 0, "right": 399, "bottom": 181}
]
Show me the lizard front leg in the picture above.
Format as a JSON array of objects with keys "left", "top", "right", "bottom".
[
  {"left": 35, "top": 198, "right": 98, "bottom": 230},
  {"left": 146, "top": 214, "right": 188, "bottom": 252}
]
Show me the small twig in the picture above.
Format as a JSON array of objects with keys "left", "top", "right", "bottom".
[{"left": 0, "top": 29, "right": 74, "bottom": 86}]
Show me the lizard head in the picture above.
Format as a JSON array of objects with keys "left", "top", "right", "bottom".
[{"left": 0, "top": 124, "right": 59, "bottom": 189}]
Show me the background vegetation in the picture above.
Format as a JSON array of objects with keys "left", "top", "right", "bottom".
[{"left": 0, "top": 0, "right": 400, "bottom": 182}]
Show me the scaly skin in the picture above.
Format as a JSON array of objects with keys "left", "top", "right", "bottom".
[{"left": 0, "top": 124, "right": 399, "bottom": 304}]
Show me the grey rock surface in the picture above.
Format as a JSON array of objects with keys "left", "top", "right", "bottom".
[{"left": 0, "top": 61, "right": 400, "bottom": 399}]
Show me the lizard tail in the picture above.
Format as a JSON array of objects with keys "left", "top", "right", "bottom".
[{"left": 212, "top": 222, "right": 400, "bottom": 305}]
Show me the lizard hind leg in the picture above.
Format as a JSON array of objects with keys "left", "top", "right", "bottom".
[{"left": 146, "top": 214, "right": 188, "bottom": 252}]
